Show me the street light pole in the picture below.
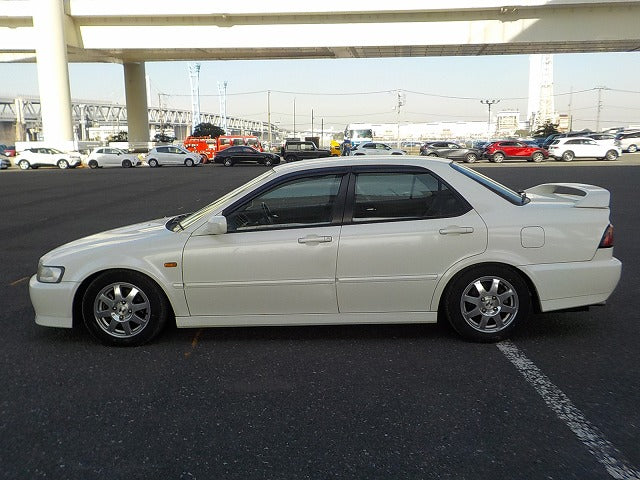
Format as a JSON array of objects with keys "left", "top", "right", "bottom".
[{"left": 480, "top": 99, "right": 500, "bottom": 142}]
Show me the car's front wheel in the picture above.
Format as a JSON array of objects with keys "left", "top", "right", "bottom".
[
  {"left": 264, "top": 158, "right": 273, "bottom": 166},
  {"left": 57, "top": 159, "right": 69, "bottom": 169},
  {"left": 82, "top": 270, "right": 171, "bottom": 346},
  {"left": 444, "top": 265, "right": 530, "bottom": 342},
  {"left": 121, "top": 159, "right": 132, "bottom": 168},
  {"left": 628, "top": 144, "right": 638, "bottom": 153},
  {"left": 185, "top": 158, "right": 194, "bottom": 167},
  {"left": 561, "top": 150, "right": 574, "bottom": 162},
  {"left": 223, "top": 158, "right": 233, "bottom": 167},
  {"left": 492, "top": 152, "right": 505, "bottom": 163},
  {"left": 148, "top": 158, "right": 158, "bottom": 167},
  {"left": 531, "top": 152, "right": 545, "bottom": 163},
  {"left": 88, "top": 160, "right": 99, "bottom": 169},
  {"left": 605, "top": 150, "right": 619, "bottom": 161},
  {"left": 464, "top": 152, "right": 478, "bottom": 163},
  {"left": 18, "top": 160, "right": 30, "bottom": 170}
]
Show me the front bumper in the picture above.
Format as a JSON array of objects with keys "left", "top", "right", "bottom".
[{"left": 29, "top": 275, "right": 78, "bottom": 328}]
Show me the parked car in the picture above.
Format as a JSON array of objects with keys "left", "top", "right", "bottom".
[
  {"left": 0, "top": 154, "right": 10, "bottom": 169},
  {"left": 484, "top": 141, "right": 549, "bottom": 163},
  {"left": 420, "top": 141, "right": 483, "bottom": 163},
  {"left": 0, "top": 145, "right": 16, "bottom": 157},
  {"left": 280, "top": 140, "right": 331, "bottom": 162},
  {"left": 548, "top": 137, "right": 620, "bottom": 161},
  {"left": 615, "top": 131, "right": 640, "bottom": 153},
  {"left": 29, "top": 156, "right": 620, "bottom": 346},
  {"left": 86, "top": 147, "right": 141, "bottom": 168},
  {"left": 585, "top": 133, "right": 621, "bottom": 150},
  {"left": 351, "top": 142, "right": 406, "bottom": 155},
  {"left": 14, "top": 147, "right": 82, "bottom": 170},
  {"left": 145, "top": 145, "right": 201, "bottom": 167},
  {"left": 214, "top": 145, "right": 281, "bottom": 167}
]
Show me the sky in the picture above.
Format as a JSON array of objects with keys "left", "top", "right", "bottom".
[{"left": 1, "top": 51, "right": 640, "bottom": 133}]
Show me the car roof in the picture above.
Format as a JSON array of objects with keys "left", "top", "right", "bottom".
[
  {"left": 555, "top": 136, "right": 594, "bottom": 142},
  {"left": 271, "top": 155, "right": 451, "bottom": 175}
]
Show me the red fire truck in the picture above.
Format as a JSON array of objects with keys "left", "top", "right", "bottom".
[{"left": 183, "top": 135, "right": 263, "bottom": 161}]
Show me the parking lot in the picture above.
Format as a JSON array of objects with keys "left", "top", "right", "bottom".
[{"left": 1, "top": 159, "right": 639, "bottom": 479}]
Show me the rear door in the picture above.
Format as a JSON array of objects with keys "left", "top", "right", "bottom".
[{"left": 336, "top": 167, "right": 488, "bottom": 313}]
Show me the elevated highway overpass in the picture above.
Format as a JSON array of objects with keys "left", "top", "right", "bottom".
[{"left": 1, "top": 0, "right": 639, "bottom": 147}]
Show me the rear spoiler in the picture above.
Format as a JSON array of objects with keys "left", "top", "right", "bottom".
[{"left": 525, "top": 183, "right": 610, "bottom": 208}]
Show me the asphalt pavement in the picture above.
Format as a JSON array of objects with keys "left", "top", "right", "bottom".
[{"left": 1, "top": 159, "right": 639, "bottom": 480}]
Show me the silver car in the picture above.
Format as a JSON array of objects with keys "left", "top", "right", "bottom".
[
  {"left": 145, "top": 145, "right": 201, "bottom": 167},
  {"left": 351, "top": 142, "right": 406, "bottom": 156},
  {"left": 86, "top": 147, "right": 141, "bottom": 168}
]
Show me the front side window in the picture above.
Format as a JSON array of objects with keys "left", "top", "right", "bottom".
[
  {"left": 352, "top": 172, "right": 468, "bottom": 221},
  {"left": 226, "top": 174, "right": 343, "bottom": 232}
]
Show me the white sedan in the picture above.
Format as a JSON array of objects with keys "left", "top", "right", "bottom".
[
  {"left": 15, "top": 147, "right": 82, "bottom": 170},
  {"left": 548, "top": 137, "right": 621, "bottom": 161},
  {"left": 86, "top": 147, "right": 141, "bottom": 168},
  {"left": 29, "top": 157, "right": 621, "bottom": 346},
  {"left": 145, "top": 145, "right": 201, "bottom": 167},
  {"left": 351, "top": 142, "right": 406, "bottom": 156}
]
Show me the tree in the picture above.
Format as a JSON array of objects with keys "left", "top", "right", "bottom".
[
  {"left": 192, "top": 122, "right": 225, "bottom": 138},
  {"left": 532, "top": 121, "right": 559, "bottom": 138}
]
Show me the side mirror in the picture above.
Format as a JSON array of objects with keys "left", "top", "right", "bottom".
[{"left": 203, "top": 215, "right": 227, "bottom": 235}]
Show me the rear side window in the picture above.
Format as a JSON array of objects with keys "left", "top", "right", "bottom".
[
  {"left": 352, "top": 172, "right": 470, "bottom": 222},
  {"left": 450, "top": 162, "right": 527, "bottom": 205}
]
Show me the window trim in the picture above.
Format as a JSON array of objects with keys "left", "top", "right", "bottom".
[
  {"left": 342, "top": 165, "right": 472, "bottom": 225},
  {"left": 222, "top": 167, "right": 350, "bottom": 233}
]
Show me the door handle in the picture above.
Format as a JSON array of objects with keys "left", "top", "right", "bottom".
[
  {"left": 298, "top": 235, "right": 333, "bottom": 244},
  {"left": 439, "top": 226, "right": 474, "bottom": 235}
]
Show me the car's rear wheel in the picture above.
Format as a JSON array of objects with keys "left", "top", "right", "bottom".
[
  {"left": 427, "top": 152, "right": 439, "bottom": 157},
  {"left": 57, "top": 159, "right": 69, "bottom": 169},
  {"left": 492, "top": 152, "right": 505, "bottom": 163},
  {"left": 561, "top": 151, "right": 574, "bottom": 162},
  {"left": 121, "top": 159, "right": 132, "bottom": 168},
  {"left": 148, "top": 158, "right": 158, "bottom": 167},
  {"left": 223, "top": 158, "right": 233, "bottom": 167},
  {"left": 605, "top": 150, "right": 619, "bottom": 161},
  {"left": 88, "top": 160, "right": 99, "bottom": 169},
  {"left": 82, "top": 270, "right": 170, "bottom": 347},
  {"left": 464, "top": 152, "right": 478, "bottom": 163},
  {"left": 185, "top": 158, "right": 194, "bottom": 167},
  {"left": 531, "top": 152, "right": 544, "bottom": 163},
  {"left": 444, "top": 265, "right": 531, "bottom": 342},
  {"left": 18, "top": 160, "right": 30, "bottom": 170},
  {"left": 628, "top": 144, "right": 638, "bottom": 153}
]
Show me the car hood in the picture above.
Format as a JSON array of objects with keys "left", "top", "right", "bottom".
[{"left": 40, "top": 218, "right": 171, "bottom": 263}]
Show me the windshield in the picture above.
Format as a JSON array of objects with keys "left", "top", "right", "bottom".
[
  {"left": 172, "top": 169, "right": 276, "bottom": 231},
  {"left": 450, "top": 162, "right": 528, "bottom": 205}
]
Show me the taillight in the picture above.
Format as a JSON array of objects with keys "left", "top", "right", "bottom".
[{"left": 599, "top": 224, "right": 614, "bottom": 248}]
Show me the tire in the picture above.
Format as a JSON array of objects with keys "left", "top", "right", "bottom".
[
  {"left": 57, "top": 159, "right": 69, "bottom": 169},
  {"left": 148, "top": 158, "right": 158, "bottom": 168},
  {"left": 223, "top": 158, "right": 233, "bottom": 167},
  {"left": 284, "top": 155, "right": 297, "bottom": 163},
  {"left": 264, "top": 158, "right": 273, "bottom": 167},
  {"left": 628, "top": 144, "right": 638, "bottom": 153},
  {"left": 121, "top": 159, "right": 132, "bottom": 168},
  {"left": 464, "top": 152, "right": 478, "bottom": 163},
  {"left": 185, "top": 158, "right": 194, "bottom": 167},
  {"left": 88, "top": 160, "right": 99, "bottom": 169},
  {"left": 604, "top": 150, "right": 618, "bottom": 161},
  {"left": 82, "top": 270, "right": 171, "bottom": 347},
  {"left": 427, "top": 152, "right": 439, "bottom": 157},
  {"left": 531, "top": 152, "right": 544, "bottom": 163},
  {"left": 492, "top": 152, "right": 505, "bottom": 163},
  {"left": 444, "top": 265, "right": 531, "bottom": 343},
  {"left": 18, "top": 160, "right": 30, "bottom": 170},
  {"left": 561, "top": 150, "right": 574, "bottom": 162}
]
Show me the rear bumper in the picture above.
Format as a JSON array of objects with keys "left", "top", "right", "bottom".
[{"left": 521, "top": 252, "right": 622, "bottom": 312}]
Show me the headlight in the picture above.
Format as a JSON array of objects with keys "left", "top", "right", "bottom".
[{"left": 37, "top": 263, "right": 65, "bottom": 283}]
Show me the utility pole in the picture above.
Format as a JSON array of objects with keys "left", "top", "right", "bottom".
[
  {"left": 595, "top": 86, "right": 606, "bottom": 132},
  {"left": 293, "top": 98, "right": 296, "bottom": 139},
  {"left": 218, "top": 81, "right": 228, "bottom": 134},
  {"left": 311, "top": 109, "right": 314, "bottom": 140},
  {"left": 396, "top": 90, "right": 405, "bottom": 148},
  {"left": 568, "top": 86, "right": 573, "bottom": 131},
  {"left": 267, "top": 90, "right": 272, "bottom": 149},
  {"left": 480, "top": 99, "right": 500, "bottom": 141}
]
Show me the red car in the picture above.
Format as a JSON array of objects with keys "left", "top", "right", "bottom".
[{"left": 484, "top": 141, "right": 549, "bottom": 163}]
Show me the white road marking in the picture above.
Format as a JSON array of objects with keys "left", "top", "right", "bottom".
[{"left": 497, "top": 340, "right": 640, "bottom": 480}]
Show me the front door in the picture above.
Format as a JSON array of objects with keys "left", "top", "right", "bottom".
[{"left": 182, "top": 172, "right": 347, "bottom": 317}]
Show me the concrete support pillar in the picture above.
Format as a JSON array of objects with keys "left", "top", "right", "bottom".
[
  {"left": 123, "top": 63, "right": 150, "bottom": 146},
  {"left": 33, "top": 0, "right": 73, "bottom": 145}
]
